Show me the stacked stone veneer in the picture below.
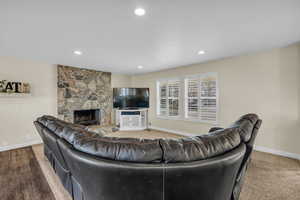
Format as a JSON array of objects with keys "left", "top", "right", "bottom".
[{"left": 57, "top": 65, "right": 112, "bottom": 125}]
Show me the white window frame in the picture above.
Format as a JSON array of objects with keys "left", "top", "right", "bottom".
[{"left": 156, "top": 72, "right": 219, "bottom": 124}]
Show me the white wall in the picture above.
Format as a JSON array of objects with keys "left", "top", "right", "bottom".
[
  {"left": 111, "top": 73, "right": 132, "bottom": 88},
  {"left": 131, "top": 43, "right": 300, "bottom": 155},
  {"left": 0, "top": 57, "right": 57, "bottom": 151}
]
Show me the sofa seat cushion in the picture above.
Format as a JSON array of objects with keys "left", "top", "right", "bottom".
[{"left": 160, "top": 127, "right": 241, "bottom": 163}]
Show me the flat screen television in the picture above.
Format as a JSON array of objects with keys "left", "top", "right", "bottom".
[{"left": 113, "top": 88, "right": 149, "bottom": 109}]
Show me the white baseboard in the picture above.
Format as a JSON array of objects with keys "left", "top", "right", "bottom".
[
  {"left": 150, "top": 126, "right": 300, "bottom": 160},
  {"left": 0, "top": 140, "right": 43, "bottom": 152},
  {"left": 254, "top": 145, "right": 300, "bottom": 160}
]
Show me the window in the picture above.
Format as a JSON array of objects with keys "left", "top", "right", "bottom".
[
  {"left": 157, "top": 73, "right": 218, "bottom": 124},
  {"left": 185, "top": 73, "right": 218, "bottom": 123},
  {"left": 185, "top": 77, "right": 200, "bottom": 118},
  {"left": 157, "top": 79, "right": 181, "bottom": 117},
  {"left": 158, "top": 82, "right": 167, "bottom": 116}
]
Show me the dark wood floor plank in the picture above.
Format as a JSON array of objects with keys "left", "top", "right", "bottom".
[{"left": 0, "top": 147, "right": 55, "bottom": 200}]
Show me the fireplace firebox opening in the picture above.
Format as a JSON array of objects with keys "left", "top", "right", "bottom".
[{"left": 73, "top": 109, "right": 100, "bottom": 126}]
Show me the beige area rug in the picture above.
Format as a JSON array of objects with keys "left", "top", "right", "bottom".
[
  {"left": 88, "top": 126, "right": 185, "bottom": 139},
  {"left": 31, "top": 129, "right": 300, "bottom": 200}
]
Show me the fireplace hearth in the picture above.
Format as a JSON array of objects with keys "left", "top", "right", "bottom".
[{"left": 74, "top": 109, "right": 100, "bottom": 126}]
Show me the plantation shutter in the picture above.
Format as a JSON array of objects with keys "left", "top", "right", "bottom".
[
  {"left": 158, "top": 82, "right": 167, "bottom": 116},
  {"left": 199, "top": 74, "right": 217, "bottom": 122},
  {"left": 185, "top": 73, "right": 218, "bottom": 123},
  {"left": 185, "top": 77, "right": 200, "bottom": 118},
  {"left": 167, "top": 80, "right": 180, "bottom": 117},
  {"left": 157, "top": 73, "right": 217, "bottom": 123},
  {"left": 157, "top": 80, "right": 181, "bottom": 117}
]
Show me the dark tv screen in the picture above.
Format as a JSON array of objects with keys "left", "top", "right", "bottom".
[{"left": 113, "top": 88, "right": 149, "bottom": 109}]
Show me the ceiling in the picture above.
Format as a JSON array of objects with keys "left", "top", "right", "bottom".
[{"left": 0, "top": 0, "right": 300, "bottom": 74}]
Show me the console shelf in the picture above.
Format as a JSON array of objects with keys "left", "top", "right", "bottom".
[{"left": 115, "top": 109, "right": 148, "bottom": 131}]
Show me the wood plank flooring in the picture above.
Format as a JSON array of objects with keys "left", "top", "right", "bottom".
[
  {"left": 32, "top": 145, "right": 72, "bottom": 200},
  {"left": 0, "top": 147, "right": 55, "bottom": 200}
]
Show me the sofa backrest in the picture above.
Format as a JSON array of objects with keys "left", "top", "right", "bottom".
[
  {"left": 34, "top": 121, "right": 67, "bottom": 168},
  {"left": 35, "top": 115, "right": 88, "bottom": 168},
  {"left": 57, "top": 137, "right": 246, "bottom": 200},
  {"left": 35, "top": 115, "right": 244, "bottom": 164},
  {"left": 73, "top": 135, "right": 163, "bottom": 163},
  {"left": 34, "top": 120, "right": 73, "bottom": 194},
  {"left": 163, "top": 144, "right": 246, "bottom": 200},
  {"left": 160, "top": 127, "right": 241, "bottom": 163},
  {"left": 36, "top": 116, "right": 163, "bottom": 163},
  {"left": 208, "top": 113, "right": 262, "bottom": 160},
  {"left": 229, "top": 113, "right": 261, "bottom": 144},
  {"left": 226, "top": 114, "right": 262, "bottom": 200}
]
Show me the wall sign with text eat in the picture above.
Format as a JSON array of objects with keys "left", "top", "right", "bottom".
[{"left": 0, "top": 80, "right": 30, "bottom": 93}]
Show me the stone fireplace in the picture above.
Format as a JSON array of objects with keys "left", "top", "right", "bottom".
[
  {"left": 74, "top": 109, "right": 100, "bottom": 126},
  {"left": 57, "top": 65, "right": 112, "bottom": 125}
]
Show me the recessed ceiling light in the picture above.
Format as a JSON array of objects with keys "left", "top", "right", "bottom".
[
  {"left": 134, "top": 8, "right": 146, "bottom": 16},
  {"left": 198, "top": 50, "right": 206, "bottom": 55},
  {"left": 137, "top": 65, "right": 144, "bottom": 69},
  {"left": 73, "top": 50, "right": 82, "bottom": 55}
]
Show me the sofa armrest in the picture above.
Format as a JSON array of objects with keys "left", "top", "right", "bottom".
[{"left": 208, "top": 127, "right": 223, "bottom": 133}]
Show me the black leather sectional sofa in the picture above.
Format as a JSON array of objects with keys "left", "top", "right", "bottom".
[{"left": 34, "top": 114, "right": 262, "bottom": 200}]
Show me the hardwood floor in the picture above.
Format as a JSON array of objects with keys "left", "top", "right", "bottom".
[
  {"left": 0, "top": 147, "right": 55, "bottom": 200},
  {"left": 32, "top": 145, "right": 72, "bottom": 200}
]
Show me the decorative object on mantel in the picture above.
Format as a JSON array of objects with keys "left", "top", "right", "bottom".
[{"left": 0, "top": 80, "right": 30, "bottom": 94}]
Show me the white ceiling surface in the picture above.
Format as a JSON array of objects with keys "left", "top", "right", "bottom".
[{"left": 0, "top": 0, "right": 300, "bottom": 74}]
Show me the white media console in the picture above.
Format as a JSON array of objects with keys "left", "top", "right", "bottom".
[{"left": 115, "top": 109, "right": 148, "bottom": 131}]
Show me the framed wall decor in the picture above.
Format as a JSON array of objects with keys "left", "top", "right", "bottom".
[{"left": 0, "top": 80, "right": 30, "bottom": 94}]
